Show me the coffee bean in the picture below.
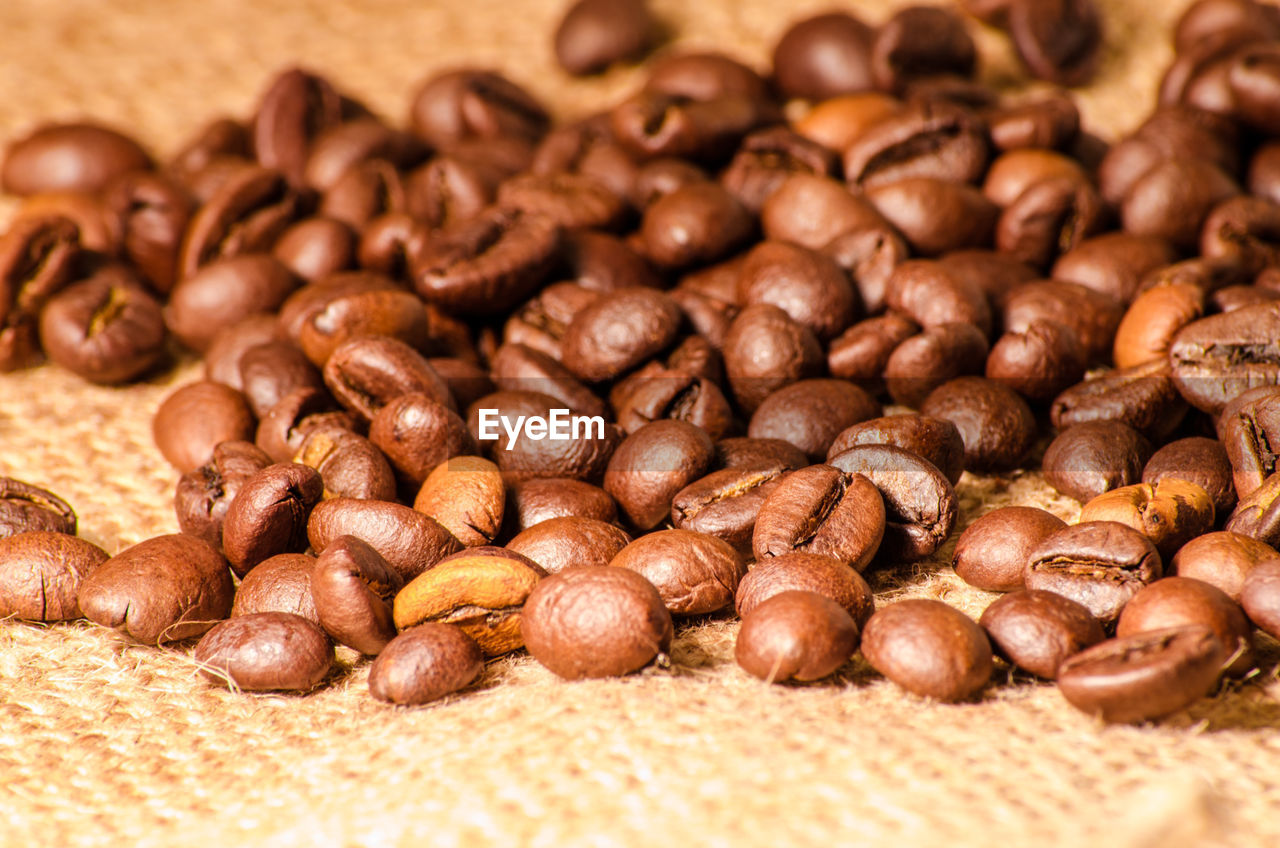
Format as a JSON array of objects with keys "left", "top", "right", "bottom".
[
  {"left": 828, "top": 444, "right": 958, "bottom": 563},
  {"left": 1199, "top": 195, "right": 1280, "bottom": 274},
  {"left": 236, "top": 340, "right": 326, "bottom": 419},
  {"left": 1172, "top": 530, "right": 1278, "bottom": 601},
  {"left": 413, "top": 456, "right": 505, "bottom": 547},
  {"left": 1118, "top": 576, "right": 1254, "bottom": 676},
  {"left": 1042, "top": 420, "right": 1152, "bottom": 504},
  {"left": 998, "top": 177, "right": 1105, "bottom": 269},
  {"left": 1007, "top": 0, "right": 1103, "bottom": 86},
  {"left": 827, "top": 313, "right": 920, "bottom": 392},
  {"left": 861, "top": 599, "right": 992, "bottom": 702},
  {"left": 0, "top": 216, "right": 80, "bottom": 371},
  {"left": 506, "top": 516, "right": 631, "bottom": 574},
  {"left": 1174, "top": 0, "right": 1279, "bottom": 54},
  {"left": 153, "top": 381, "right": 257, "bottom": 473},
  {"left": 174, "top": 440, "right": 272, "bottom": 548},
  {"left": 466, "top": 390, "right": 619, "bottom": 481},
  {"left": 736, "top": 590, "right": 859, "bottom": 683},
  {"left": 885, "top": 322, "right": 991, "bottom": 409},
  {"left": 1057, "top": 625, "right": 1225, "bottom": 723},
  {"left": 368, "top": 393, "right": 479, "bottom": 488},
  {"left": 178, "top": 167, "right": 302, "bottom": 278},
  {"left": 884, "top": 260, "right": 992, "bottom": 336},
  {"left": 250, "top": 69, "right": 345, "bottom": 186},
  {"left": 612, "top": 367, "right": 733, "bottom": 440},
  {"left": 561, "top": 230, "right": 662, "bottom": 293},
  {"left": 866, "top": 178, "right": 998, "bottom": 257},
  {"left": 643, "top": 50, "right": 772, "bottom": 103},
  {"left": 368, "top": 623, "right": 485, "bottom": 705},
  {"left": 323, "top": 335, "right": 453, "bottom": 423},
  {"left": 1225, "top": 471, "right": 1280, "bottom": 547},
  {"left": 827, "top": 415, "right": 965, "bottom": 486},
  {"left": 720, "top": 127, "right": 839, "bottom": 214},
  {"left": 1025, "top": 521, "right": 1163, "bottom": 625},
  {"left": 428, "top": 358, "right": 495, "bottom": 411},
  {"left": 670, "top": 462, "right": 788, "bottom": 555},
  {"left": 0, "top": 477, "right": 76, "bottom": 539},
  {"left": 303, "top": 118, "right": 424, "bottom": 192},
  {"left": 230, "top": 553, "right": 319, "bottom": 623},
  {"left": 294, "top": 429, "right": 397, "bottom": 501},
  {"left": 277, "top": 271, "right": 401, "bottom": 348},
  {"left": 752, "top": 465, "right": 884, "bottom": 570},
  {"left": 78, "top": 534, "right": 234, "bottom": 644},
  {"left": 983, "top": 149, "right": 1087, "bottom": 208},
  {"left": 297, "top": 289, "right": 430, "bottom": 368},
  {"left": 1050, "top": 360, "right": 1187, "bottom": 441},
  {"left": 609, "top": 528, "right": 745, "bottom": 616},
  {"left": 824, "top": 226, "right": 910, "bottom": 316},
  {"left": 639, "top": 181, "right": 753, "bottom": 269},
  {"left": 521, "top": 565, "right": 672, "bottom": 679},
  {"left": 984, "top": 93, "right": 1081, "bottom": 152},
  {"left": 986, "top": 320, "right": 1085, "bottom": 402},
  {"left": 736, "top": 241, "right": 856, "bottom": 341},
  {"left": 506, "top": 478, "right": 618, "bottom": 532},
  {"left": 1240, "top": 558, "right": 1280, "bottom": 640},
  {"left": 2, "top": 122, "right": 151, "bottom": 196},
  {"left": 555, "top": 0, "right": 653, "bottom": 74},
  {"left": 194, "top": 612, "right": 333, "bottom": 692},
  {"left": 273, "top": 217, "right": 356, "bottom": 282},
  {"left": 1220, "top": 390, "right": 1280, "bottom": 500},
  {"left": 771, "top": 11, "right": 874, "bottom": 100},
  {"left": 632, "top": 157, "right": 710, "bottom": 208},
  {"left": 759, "top": 174, "right": 887, "bottom": 252},
  {"left": 920, "top": 377, "right": 1037, "bottom": 472},
  {"left": 793, "top": 92, "right": 902, "bottom": 152},
  {"left": 1170, "top": 302, "right": 1280, "bottom": 415},
  {"left": 1078, "top": 480, "right": 1216, "bottom": 562},
  {"left": 503, "top": 282, "right": 600, "bottom": 361},
  {"left": 165, "top": 254, "right": 298, "bottom": 353},
  {"left": 221, "top": 462, "right": 324, "bottom": 577},
  {"left": 256, "top": 388, "right": 357, "bottom": 464},
  {"left": 167, "top": 116, "right": 249, "bottom": 188},
  {"left": 1121, "top": 158, "right": 1239, "bottom": 251},
  {"left": 723, "top": 305, "right": 825, "bottom": 414},
  {"left": 954, "top": 507, "right": 1068, "bottom": 593},
  {"left": 1143, "top": 437, "right": 1237, "bottom": 516},
  {"left": 1053, "top": 233, "right": 1178, "bottom": 306},
  {"left": 980, "top": 590, "right": 1104, "bottom": 679},
  {"left": 103, "top": 171, "right": 193, "bottom": 295},
  {"left": 408, "top": 69, "right": 549, "bottom": 149},
  {"left": 497, "top": 172, "right": 628, "bottom": 232},
  {"left": 0, "top": 532, "right": 108, "bottom": 622},
  {"left": 748, "top": 380, "right": 880, "bottom": 462},
  {"left": 1113, "top": 283, "right": 1205, "bottom": 371},
  {"left": 308, "top": 497, "right": 462, "bottom": 583},
  {"left": 604, "top": 419, "right": 714, "bottom": 531},
  {"left": 560, "top": 287, "right": 683, "bottom": 382},
  {"left": 1001, "top": 279, "right": 1123, "bottom": 365},
  {"left": 711, "top": 437, "right": 804, "bottom": 472},
  {"left": 735, "top": 552, "right": 874, "bottom": 630},
  {"left": 870, "top": 7, "right": 976, "bottom": 94}
]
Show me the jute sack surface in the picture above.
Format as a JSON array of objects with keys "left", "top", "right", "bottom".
[{"left": 1, "top": 1, "right": 1278, "bottom": 846}]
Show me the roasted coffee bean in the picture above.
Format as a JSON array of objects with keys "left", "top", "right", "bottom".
[
  {"left": 720, "top": 127, "right": 838, "bottom": 214},
  {"left": 0, "top": 478, "right": 76, "bottom": 539},
  {"left": 759, "top": 175, "right": 886, "bottom": 252},
  {"left": 793, "top": 91, "right": 902, "bottom": 152},
  {"left": 559, "top": 230, "right": 662, "bottom": 294},
  {"left": 1057, "top": 625, "right": 1225, "bottom": 723},
  {"left": 714, "top": 437, "right": 807, "bottom": 472},
  {"left": 1120, "top": 158, "right": 1238, "bottom": 251},
  {"left": 1098, "top": 106, "right": 1239, "bottom": 207},
  {"left": 884, "top": 260, "right": 992, "bottom": 336},
  {"left": 1240, "top": 558, "right": 1280, "bottom": 640},
  {"left": 610, "top": 528, "right": 745, "bottom": 616},
  {"left": 411, "top": 207, "right": 560, "bottom": 315},
  {"left": 866, "top": 178, "right": 997, "bottom": 257},
  {"left": 496, "top": 172, "right": 627, "bottom": 232},
  {"left": 251, "top": 68, "right": 345, "bottom": 186},
  {"left": 736, "top": 590, "right": 859, "bottom": 683},
  {"left": 297, "top": 289, "right": 430, "bottom": 368},
  {"left": 870, "top": 6, "right": 976, "bottom": 93},
  {"left": 0, "top": 216, "right": 80, "bottom": 371},
  {"left": 736, "top": 241, "right": 856, "bottom": 341},
  {"left": 368, "top": 393, "right": 478, "bottom": 487},
  {"left": 236, "top": 341, "right": 325, "bottom": 420},
  {"left": 828, "top": 444, "right": 958, "bottom": 563},
  {"left": 771, "top": 11, "right": 874, "bottom": 100},
  {"left": 751, "top": 465, "right": 884, "bottom": 570},
  {"left": 175, "top": 440, "right": 272, "bottom": 548},
  {"left": 1212, "top": 285, "right": 1280, "bottom": 313},
  {"left": 983, "top": 149, "right": 1087, "bottom": 208},
  {"left": 276, "top": 271, "right": 399, "bottom": 347},
  {"left": 748, "top": 380, "right": 880, "bottom": 462},
  {"left": 722, "top": 305, "right": 825, "bottom": 414},
  {"left": 2, "top": 122, "right": 151, "bottom": 196},
  {"left": 11, "top": 194, "right": 114, "bottom": 258},
  {"left": 230, "top": 553, "right": 319, "bottom": 623},
  {"left": 1226, "top": 472, "right": 1280, "bottom": 547},
  {"left": 1174, "top": 0, "right": 1279, "bottom": 54},
  {"left": 409, "top": 69, "right": 549, "bottom": 149},
  {"left": 1052, "top": 233, "right": 1179, "bottom": 307},
  {"left": 221, "top": 462, "right": 324, "bottom": 577},
  {"left": 178, "top": 166, "right": 301, "bottom": 278},
  {"left": 1143, "top": 437, "right": 1237, "bottom": 517},
  {"left": 466, "top": 389, "right": 619, "bottom": 481},
  {"left": 256, "top": 388, "right": 356, "bottom": 464},
  {"left": 273, "top": 217, "right": 356, "bottom": 282},
  {"left": 920, "top": 377, "right": 1036, "bottom": 471},
  {"left": 1199, "top": 195, "right": 1280, "bottom": 274},
  {"left": 303, "top": 118, "right": 423, "bottom": 192},
  {"left": 632, "top": 157, "right": 711, "bottom": 207},
  {"left": 368, "top": 623, "right": 485, "bottom": 705},
  {"left": 521, "top": 565, "right": 672, "bottom": 679},
  {"left": 604, "top": 420, "right": 714, "bottom": 531},
  {"left": 984, "top": 93, "right": 1081, "bottom": 152},
  {"left": 845, "top": 101, "right": 986, "bottom": 190},
  {"left": 997, "top": 177, "right": 1104, "bottom": 269},
  {"left": 861, "top": 599, "right": 992, "bottom": 702},
  {"left": 413, "top": 457, "right": 505, "bottom": 547},
  {"left": 194, "top": 612, "right": 333, "bottom": 692},
  {"left": 980, "top": 590, "right": 1104, "bottom": 679},
  {"left": 1007, "top": 0, "right": 1103, "bottom": 86},
  {"left": 613, "top": 368, "right": 732, "bottom": 440},
  {"left": 554, "top": 0, "right": 653, "bottom": 75},
  {"left": 827, "top": 415, "right": 965, "bottom": 486},
  {"left": 153, "top": 381, "right": 257, "bottom": 474},
  {"left": 1113, "top": 283, "right": 1205, "bottom": 371},
  {"left": 559, "top": 287, "right": 682, "bottom": 383},
  {"left": 1118, "top": 576, "right": 1253, "bottom": 676},
  {"left": 294, "top": 429, "right": 397, "bottom": 501},
  {"left": 1169, "top": 302, "right": 1280, "bottom": 415},
  {"left": 78, "top": 534, "right": 234, "bottom": 644},
  {"left": 165, "top": 254, "right": 298, "bottom": 354},
  {"left": 506, "top": 478, "right": 617, "bottom": 532},
  {"left": 168, "top": 116, "right": 250, "bottom": 188},
  {"left": 1079, "top": 480, "right": 1216, "bottom": 562},
  {"left": 670, "top": 462, "right": 788, "bottom": 555},
  {"left": 611, "top": 84, "right": 774, "bottom": 162},
  {"left": 1042, "top": 421, "right": 1153, "bottom": 504},
  {"left": 503, "top": 282, "right": 599, "bottom": 360},
  {"left": 308, "top": 497, "right": 462, "bottom": 583},
  {"left": 1025, "top": 521, "right": 1163, "bottom": 625},
  {"left": 954, "top": 507, "right": 1068, "bottom": 593},
  {"left": 986, "top": 320, "right": 1085, "bottom": 402},
  {"left": 884, "top": 322, "right": 990, "bottom": 409},
  {"left": 1172, "top": 530, "right": 1278, "bottom": 600},
  {"left": 827, "top": 313, "right": 920, "bottom": 391},
  {"left": 735, "top": 552, "right": 874, "bottom": 629},
  {"left": 1220, "top": 390, "right": 1280, "bottom": 499},
  {"left": 0, "top": 532, "right": 108, "bottom": 622},
  {"left": 506, "top": 516, "right": 631, "bottom": 574},
  {"left": 323, "top": 335, "right": 453, "bottom": 423},
  {"left": 639, "top": 181, "right": 753, "bottom": 269},
  {"left": 1001, "top": 280, "right": 1123, "bottom": 366},
  {"left": 643, "top": 50, "right": 771, "bottom": 103},
  {"left": 102, "top": 171, "right": 192, "bottom": 294},
  {"left": 428, "top": 358, "right": 494, "bottom": 411},
  {"left": 1050, "top": 360, "right": 1187, "bottom": 441},
  {"left": 823, "top": 226, "right": 910, "bottom": 315}
]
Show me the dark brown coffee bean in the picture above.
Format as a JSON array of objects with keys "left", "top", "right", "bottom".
[
  {"left": 827, "top": 313, "right": 920, "bottom": 392},
  {"left": 366, "top": 393, "right": 478, "bottom": 489},
  {"left": 1118, "top": 576, "right": 1253, "bottom": 676},
  {"left": 723, "top": 305, "right": 824, "bottom": 414},
  {"left": 1240, "top": 558, "right": 1280, "bottom": 640},
  {"left": 507, "top": 517, "right": 631, "bottom": 575},
  {"left": 506, "top": 478, "right": 617, "bottom": 533},
  {"left": 153, "top": 381, "right": 257, "bottom": 474},
  {"left": 604, "top": 420, "right": 714, "bottom": 531},
  {"left": 1052, "top": 233, "right": 1179, "bottom": 306},
  {"left": 981, "top": 589, "right": 1103, "bottom": 679},
  {"left": 408, "top": 70, "right": 549, "bottom": 149},
  {"left": 221, "top": 462, "right": 324, "bottom": 577},
  {"left": 720, "top": 127, "right": 839, "bottom": 214},
  {"left": 310, "top": 535, "right": 402, "bottom": 655},
  {"left": 0, "top": 478, "right": 77, "bottom": 539},
  {"left": 277, "top": 272, "right": 397, "bottom": 348},
  {"left": 997, "top": 177, "right": 1105, "bottom": 270},
  {"left": 294, "top": 429, "right": 396, "bottom": 502},
  {"left": 427, "top": 357, "right": 494, "bottom": 411},
  {"left": 1169, "top": 302, "right": 1280, "bottom": 415},
  {"left": 1007, "top": 0, "right": 1103, "bottom": 86},
  {"left": 1174, "top": 0, "right": 1279, "bottom": 54},
  {"left": 752, "top": 465, "right": 885, "bottom": 571},
  {"left": 175, "top": 440, "right": 272, "bottom": 549},
  {"left": 167, "top": 116, "right": 250, "bottom": 187},
  {"left": 194, "top": 612, "right": 333, "bottom": 692},
  {"left": 497, "top": 172, "right": 627, "bottom": 232},
  {"left": 759, "top": 174, "right": 886, "bottom": 252},
  {"left": 273, "top": 217, "right": 356, "bottom": 282},
  {"left": 1220, "top": 390, "right": 1280, "bottom": 500},
  {"left": 734, "top": 552, "right": 874, "bottom": 630},
  {"left": 885, "top": 322, "right": 991, "bottom": 409},
  {"left": 736, "top": 241, "right": 856, "bottom": 341},
  {"left": 827, "top": 415, "right": 965, "bottom": 485},
  {"left": 771, "top": 11, "right": 874, "bottom": 100},
  {"left": 102, "top": 170, "right": 193, "bottom": 295},
  {"left": 1025, "top": 521, "right": 1163, "bottom": 625},
  {"left": 411, "top": 207, "right": 561, "bottom": 315},
  {"left": 559, "top": 288, "right": 682, "bottom": 383},
  {"left": 308, "top": 497, "right": 462, "bottom": 583},
  {"left": 1226, "top": 471, "right": 1280, "bottom": 547},
  {"left": 0, "top": 532, "right": 108, "bottom": 622},
  {"left": 1001, "top": 280, "right": 1123, "bottom": 366},
  {"left": 165, "top": 254, "right": 298, "bottom": 354},
  {"left": 521, "top": 565, "right": 672, "bottom": 679},
  {"left": 609, "top": 529, "right": 745, "bottom": 616},
  {"left": 1199, "top": 195, "right": 1280, "bottom": 275},
  {"left": 297, "top": 289, "right": 430, "bottom": 368},
  {"left": 862, "top": 599, "right": 992, "bottom": 702},
  {"left": 554, "top": 0, "right": 653, "bottom": 74},
  {"left": 234, "top": 341, "right": 325, "bottom": 420},
  {"left": 920, "top": 377, "right": 1037, "bottom": 471},
  {"left": 848, "top": 103, "right": 987, "bottom": 190},
  {"left": 867, "top": 178, "right": 997, "bottom": 257},
  {"left": 178, "top": 166, "right": 302, "bottom": 278},
  {"left": 1057, "top": 625, "right": 1225, "bottom": 723},
  {"left": 368, "top": 623, "right": 484, "bottom": 705},
  {"left": 255, "top": 388, "right": 356, "bottom": 464},
  {"left": 79, "top": 534, "right": 234, "bottom": 644},
  {"left": 986, "top": 320, "right": 1085, "bottom": 402},
  {"left": 828, "top": 444, "right": 958, "bottom": 563},
  {"left": 954, "top": 507, "right": 1068, "bottom": 593},
  {"left": 713, "top": 437, "right": 806, "bottom": 472},
  {"left": 823, "top": 226, "right": 910, "bottom": 316},
  {"left": 884, "top": 260, "right": 992, "bottom": 336},
  {"left": 984, "top": 93, "right": 1081, "bottom": 152},
  {"left": 251, "top": 69, "right": 345, "bottom": 186},
  {"left": 736, "top": 590, "right": 859, "bottom": 683},
  {"left": 870, "top": 7, "right": 976, "bottom": 94},
  {"left": 1042, "top": 421, "right": 1152, "bottom": 504},
  {"left": 1144, "top": 437, "right": 1237, "bottom": 517},
  {"left": 303, "top": 118, "right": 424, "bottom": 192},
  {"left": 1078, "top": 480, "right": 1216, "bottom": 562},
  {"left": 502, "top": 282, "right": 600, "bottom": 361},
  {"left": 1051, "top": 360, "right": 1187, "bottom": 441},
  {"left": 1120, "top": 158, "right": 1239, "bottom": 251},
  {"left": 670, "top": 462, "right": 788, "bottom": 555},
  {"left": 612, "top": 367, "right": 732, "bottom": 440},
  {"left": 748, "top": 380, "right": 881, "bottom": 462},
  {"left": 230, "top": 553, "right": 319, "bottom": 623},
  {"left": 632, "top": 157, "right": 711, "bottom": 207},
  {"left": 639, "top": 181, "right": 753, "bottom": 269},
  {"left": 323, "top": 335, "right": 453, "bottom": 423},
  {"left": 0, "top": 216, "right": 80, "bottom": 371},
  {"left": 2, "top": 122, "right": 151, "bottom": 196},
  {"left": 643, "top": 50, "right": 772, "bottom": 102},
  {"left": 1173, "top": 530, "right": 1278, "bottom": 601}
]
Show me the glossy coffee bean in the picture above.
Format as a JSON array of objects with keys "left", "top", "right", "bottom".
[
  {"left": 884, "top": 260, "right": 991, "bottom": 336},
  {"left": 1118, "top": 576, "right": 1254, "bottom": 676},
  {"left": 870, "top": 7, "right": 976, "bottom": 94},
  {"left": 78, "top": 534, "right": 234, "bottom": 644},
  {"left": 884, "top": 322, "right": 990, "bottom": 409},
  {"left": 1113, "top": 283, "right": 1205, "bottom": 371},
  {"left": 293, "top": 429, "right": 397, "bottom": 502},
  {"left": 1050, "top": 360, "right": 1187, "bottom": 441},
  {"left": 752, "top": 465, "right": 884, "bottom": 571},
  {"left": 861, "top": 599, "right": 992, "bottom": 703},
  {"left": 1226, "top": 472, "right": 1280, "bottom": 547},
  {"left": 178, "top": 166, "right": 301, "bottom": 278},
  {"left": 368, "top": 393, "right": 478, "bottom": 488},
  {"left": 2, "top": 122, "right": 151, "bottom": 196},
  {"left": 506, "top": 478, "right": 617, "bottom": 533},
  {"left": 230, "top": 553, "right": 319, "bottom": 623},
  {"left": 165, "top": 254, "right": 298, "bottom": 353},
  {"left": 368, "top": 623, "right": 485, "bottom": 705},
  {"left": 759, "top": 174, "right": 886, "bottom": 252},
  {"left": 1008, "top": 0, "right": 1103, "bottom": 86},
  {"left": 255, "top": 388, "right": 356, "bottom": 465},
  {"left": 1169, "top": 302, "right": 1280, "bottom": 415},
  {"left": 866, "top": 178, "right": 997, "bottom": 257},
  {"left": 670, "top": 462, "right": 788, "bottom": 555},
  {"left": 920, "top": 377, "right": 1036, "bottom": 472},
  {"left": 1079, "top": 480, "right": 1215, "bottom": 562},
  {"left": 153, "top": 381, "right": 257, "bottom": 474},
  {"left": 713, "top": 437, "right": 808, "bottom": 472},
  {"left": 221, "top": 463, "right": 324, "bottom": 577},
  {"left": 827, "top": 314, "right": 919, "bottom": 392},
  {"left": 793, "top": 91, "right": 901, "bottom": 153},
  {"left": 827, "top": 415, "right": 964, "bottom": 486},
  {"left": 1220, "top": 390, "right": 1280, "bottom": 500},
  {"left": 323, "top": 335, "right": 453, "bottom": 423},
  {"left": 954, "top": 507, "right": 1067, "bottom": 593},
  {"left": 736, "top": 591, "right": 859, "bottom": 683},
  {"left": 1052, "top": 233, "right": 1178, "bottom": 306},
  {"left": 1025, "top": 521, "right": 1163, "bottom": 625},
  {"left": 307, "top": 497, "right": 462, "bottom": 583},
  {"left": 413, "top": 456, "right": 505, "bottom": 547},
  {"left": 640, "top": 181, "right": 753, "bottom": 269},
  {"left": 521, "top": 566, "right": 673, "bottom": 679},
  {"left": 506, "top": 516, "right": 632, "bottom": 574},
  {"left": 723, "top": 127, "right": 840, "bottom": 213},
  {"left": 986, "top": 320, "right": 1085, "bottom": 402},
  {"left": 194, "top": 612, "right": 333, "bottom": 692},
  {"left": 297, "top": 289, "right": 430, "bottom": 368},
  {"left": 604, "top": 420, "right": 714, "bottom": 531},
  {"left": 273, "top": 217, "right": 356, "bottom": 282},
  {"left": 980, "top": 590, "right": 1104, "bottom": 679},
  {"left": 722, "top": 305, "right": 824, "bottom": 414},
  {"left": 0, "top": 532, "right": 108, "bottom": 622},
  {"left": 772, "top": 11, "right": 874, "bottom": 100},
  {"left": 984, "top": 93, "right": 1081, "bottom": 152},
  {"left": 0, "top": 477, "right": 77, "bottom": 539},
  {"left": 737, "top": 241, "right": 856, "bottom": 341},
  {"left": 748, "top": 380, "right": 880, "bottom": 462},
  {"left": 610, "top": 529, "right": 746, "bottom": 616},
  {"left": 735, "top": 552, "right": 874, "bottom": 629},
  {"left": 174, "top": 440, "right": 272, "bottom": 549},
  {"left": 492, "top": 343, "right": 607, "bottom": 420},
  {"left": 1240, "top": 559, "right": 1280, "bottom": 640},
  {"left": 1001, "top": 279, "right": 1123, "bottom": 366},
  {"left": 560, "top": 287, "right": 683, "bottom": 383},
  {"left": 1057, "top": 625, "right": 1225, "bottom": 723},
  {"left": 237, "top": 341, "right": 326, "bottom": 419},
  {"left": 1143, "top": 437, "right": 1236, "bottom": 517},
  {"left": 1172, "top": 530, "right": 1278, "bottom": 601},
  {"left": 408, "top": 69, "right": 549, "bottom": 149},
  {"left": 997, "top": 177, "right": 1104, "bottom": 269}
]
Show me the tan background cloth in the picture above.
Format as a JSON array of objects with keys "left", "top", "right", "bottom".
[{"left": 2, "top": 1, "right": 1278, "bottom": 846}]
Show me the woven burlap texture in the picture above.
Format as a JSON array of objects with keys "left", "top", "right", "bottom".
[{"left": 2, "top": 0, "right": 1278, "bottom": 846}]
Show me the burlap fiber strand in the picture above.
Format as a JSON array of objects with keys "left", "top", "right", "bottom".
[{"left": 1, "top": 0, "right": 1278, "bottom": 845}]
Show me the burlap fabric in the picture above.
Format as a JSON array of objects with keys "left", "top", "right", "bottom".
[{"left": 2, "top": 1, "right": 1278, "bottom": 845}]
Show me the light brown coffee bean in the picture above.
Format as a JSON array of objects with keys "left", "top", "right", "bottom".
[
  {"left": 610, "top": 529, "right": 746, "bottom": 616},
  {"left": 0, "top": 532, "right": 108, "bottom": 621},
  {"left": 735, "top": 590, "right": 859, "bottom": 683},
  {"left": 368, "top": 623, "right": 485, "bottom": 705},
  {"left": 412, "top": 456, "right": 505, "bottom": 547},
  {"left": 230, "top": 553, "right": 319, "bottom": 623},
  {"left": 861, "top": 599, "right": 993, "bottom": 703},
  {"left": 194, "top": 612, "right": 334, "bottom": 692}
]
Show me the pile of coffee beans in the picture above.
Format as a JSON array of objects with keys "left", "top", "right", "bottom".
[{"left": 2, "top": 0, "right": 1280, "bottom": 725}]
